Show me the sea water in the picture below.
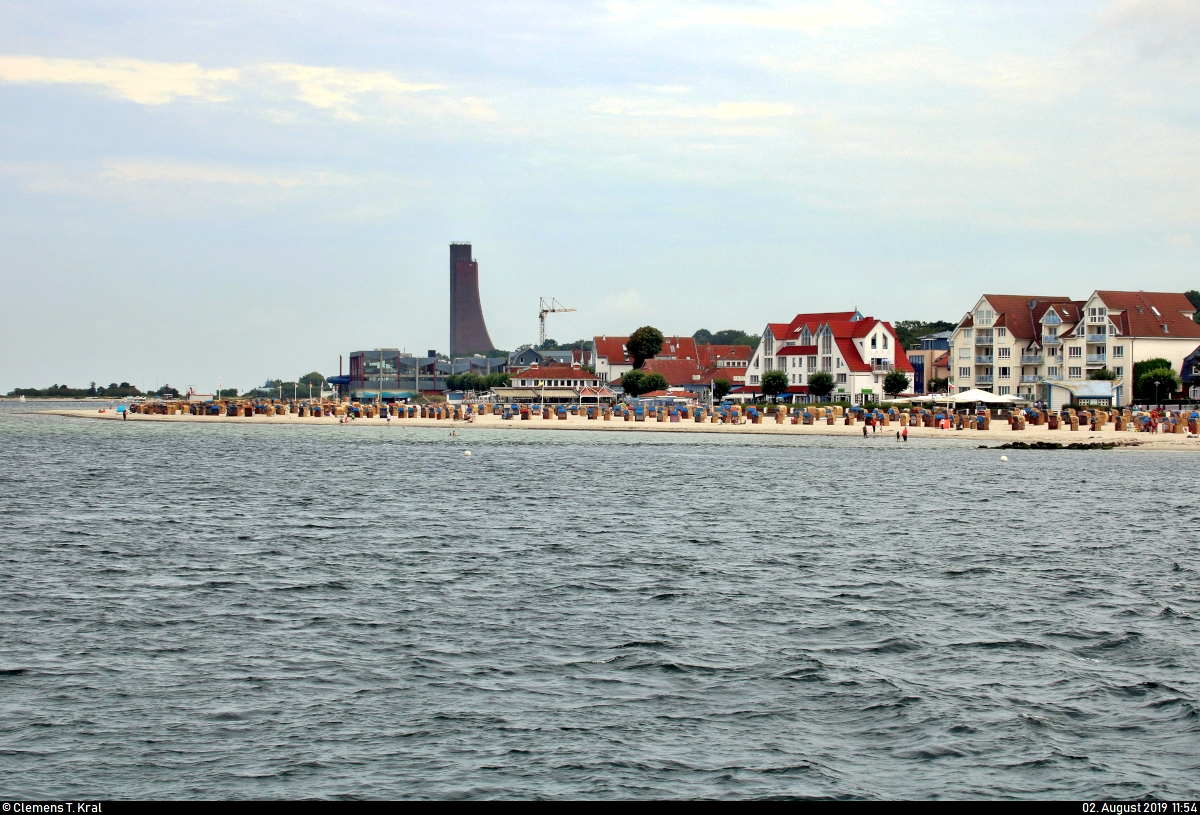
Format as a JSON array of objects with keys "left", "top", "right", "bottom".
[{"left": 1, "top": 403, "right": 1198, "bottom": 799}]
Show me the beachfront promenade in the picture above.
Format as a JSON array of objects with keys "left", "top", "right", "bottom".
[{"left": 43, "top": 408, "right": 1200, "bottom": 450}]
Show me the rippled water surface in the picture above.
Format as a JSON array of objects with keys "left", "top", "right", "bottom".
[{"left": 2, "top": 403, "right": 1199, "bottom": 799}]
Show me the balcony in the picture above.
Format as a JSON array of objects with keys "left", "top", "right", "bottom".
[
  {"left": 975, "top": 355, "right": 994, "bottom": 364},
  {"left": 1042, "top": 335, "right": 1061, "bottom": 345},
  {"left": 1021, "top": 375, "right": 1040, "bottom": 383},
  {"left": 975, "top": 335, "right": 994, "bottom": 345},
  {"left": 976, "top": 375, "right": 994, "bottom": 384},
  {"left": 1045, "top": 373, "right": 1063, "bottom": 381},
  {"left": 871, "top": 362, "right": 894, "bottom": 373},
  {"left": 1086, "top": 334, "right": 1108, "bottom": 344},
  {"left": 1087, "top": 354, "right": 1107, "bottom": 365},
  {"left": 1020, "top": 355, "right": 1044, "bottom": 365}
]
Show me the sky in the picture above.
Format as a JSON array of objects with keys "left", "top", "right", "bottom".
[{"left": 1, "top": 0, "right": 1198, "bottom": 393}]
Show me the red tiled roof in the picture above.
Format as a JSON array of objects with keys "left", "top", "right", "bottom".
[
  {"left": 776, "top": 345, "right": 818, "bottom": 355},
  {"left": 700, "top": 366, "right": 747, "bottom": 384},
  {"left": 593, "top": 336, "right": 631, "bottom": 365},
  {"left": 1095, "top": 291, "right": 1200, "bottom": 339},
  {"left": 638, "top": 358, "right": 707, "bottom": 386},
  {"left": 656, "top": 336, "right": 699, "bottom": 360},
  {"left": 835, "top": 338, "right": 871, "bottom": 372},
  {"left": 514, "top": 365, "right": 599, "bottom": 382},
  {"left": 981, "top": 296, "right": 1076, "bottom": 340},
  {"left": 697, "top": 344, "right": 753, "bottom": 366}
]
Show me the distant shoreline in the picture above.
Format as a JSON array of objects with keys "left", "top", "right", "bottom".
[{"left": 37, "top": 408, "right": 1200, "bottom": 451}]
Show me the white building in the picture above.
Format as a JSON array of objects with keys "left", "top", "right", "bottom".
[
  {"left": 741, "top": 310, "right": 915, "bottom": 404},
  {"left": 948, "top": 291, "right": 1200, "bottom": 407}
]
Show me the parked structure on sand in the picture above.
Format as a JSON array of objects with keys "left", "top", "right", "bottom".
[
  {"left": 741, "top": 310, "right": 914, "bottom": 404},
  {"left": 948, "top": 291, "right": 1200, "bottom": 407},
  {"left": 449, "top": 243, "right": 497, "bottom": 357}
]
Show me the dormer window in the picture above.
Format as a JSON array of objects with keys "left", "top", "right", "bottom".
[{"left": 871, "top": 336, "right": 877, "bottom": 349}]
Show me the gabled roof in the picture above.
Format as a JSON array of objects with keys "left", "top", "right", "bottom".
[
  {"left": 697, "top": 344, "right": 753, "bottom": 366},
  {"left": 593, "top": 336, "right": 630, "bottom": 365},
  {"left": 699, "top": 366, "right": 747, "bottom": 384},
  {"left": 1094, "top": 291, "right": 1200, "bottom": 339},
  {"left": 768, "top": 311, "right": 862, "bottom": 340},
  {"left": 637, "top": 358, "right": 707, "bottom": 386},
  {"left": 980, "top": 295, "right": 1075, "bottom": 340},
  {"left": 835, "top": 339, "right": 872, "bottom": 372},
  {"left": 513, "top": 365, "right": 599, "bottom": 381}
]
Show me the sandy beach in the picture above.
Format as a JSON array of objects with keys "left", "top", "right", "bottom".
[{"left": 40, "top": 408, "right": 1200, "bottom": 451}]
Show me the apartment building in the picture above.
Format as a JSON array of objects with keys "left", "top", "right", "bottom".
[
  {"left": 949, "top": 291, "right": 1200, "bottom": 406},
  {"left": 741, "top": 310, "right": 914, "bottom": 404}
]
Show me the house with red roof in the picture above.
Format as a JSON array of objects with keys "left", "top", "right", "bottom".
[
  {"left": 950, "top": 292, "right": 1200, "bottom": 407},
  {"left": 740, "top": 310, "right": 914, "bottom": 404},
  {"left": 595, "top": 333, "right": 753, "bottom": 402}
]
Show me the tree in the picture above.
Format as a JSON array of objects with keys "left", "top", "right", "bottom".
[
  {"left": 627, "top": 326, "right": 664, "bottom": 368},
  {"left": 883, "top": 370, "right": 911, "bottom": 398},
  {"left": 808, "top": 371, "right": 835, "bottom": 400},
  {"left": 641, "top": 372, "right": 669, "bottom": 394},
  {"left": 712, "top": 378, "right": 732, "bottom": 400},
  {"left": 926, "top": 376, "right": 950, "bottom": 394},
  {"left": 1133, "top": 358, "right": 1175, "bottom": 401},
  {"left": 893, "top": 320, "right": 957, "bottom": 350},
  {"left": 620, "top": 370, "right": 646, "bottom": 397},
  {"left": 1088, "top": 368, "right": 1118, "bottom": 381},
  {"left": 1187, "top": 290, "right": 1200, "bottom": 323},
  {"left": 539, "top": 338, "right": 559, "bottom": 351},
  {"left": 761, "top": 370, "right": 789, "bottom": 402},
  {"left": 1137, "top": 367, "right": 1180, "bottom": 403},
  {"left": 693, "top": 328, "right": 761, "bottom": 350},
  {"left": 298, "top": 371, "right": 326, "bottom": 386}
]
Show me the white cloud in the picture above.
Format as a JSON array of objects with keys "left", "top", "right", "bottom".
[
  {"left": 0, "top": 55, "right": 487, "bottom": 121},
  {"left": 0, "top": 55, "right": 238, "bottom": 104},
  {"left": 260, "top": 64, "right": 442, "bottom": 120}
]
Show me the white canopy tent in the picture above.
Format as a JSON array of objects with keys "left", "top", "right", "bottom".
[{"left": 910, "top": 389, "right": 1018, "bottom": 406}]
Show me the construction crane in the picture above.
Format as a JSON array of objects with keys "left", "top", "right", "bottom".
[{"left": 539, "top": 298, "right": 576, "bottom": 346}]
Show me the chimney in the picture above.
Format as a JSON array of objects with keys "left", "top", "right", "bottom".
[
  {"left": 572, "top": 362, "right": 580, "bottom": 369},
  {"left": 530, "top": 362, "right": 538, "bottom": 369}
]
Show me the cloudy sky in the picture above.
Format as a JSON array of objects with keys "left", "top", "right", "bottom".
[{"left": 1, "top": 0, "right": 1197, "bottom": 392}]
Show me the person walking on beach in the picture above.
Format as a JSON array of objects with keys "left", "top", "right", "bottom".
[
  {"left": 902, "top": 426, "right": 908, "bottom": 442},
  {"left": 862, "top": 424, "right": 868, "bottom": 437}
]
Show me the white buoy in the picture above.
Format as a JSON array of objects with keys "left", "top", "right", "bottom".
[
  {"left": 1000, "top": 455, "right": 1008, "bottom": 462},
  {"left": 464, "top": 450, "right": 472, "bottom": 457}
]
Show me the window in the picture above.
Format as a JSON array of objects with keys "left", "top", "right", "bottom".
[
  {"left": 997, "top": 347, "right": 1011, "bottom": 359},
  {"left": 1046, "top": 326, "right": 1058, "bottom": 337},
  {"left": 837, "top": 373, "right": 847, "bottom": 384},
  {"left": 822, "top": 356, "right": 832, "bottom": 371},
  {"left": 750, "top": 375, "right": 759, "bottom": 384},
  {"left": 1069, "top": 366, "right": 1082, "bottom": 379},
  {"left": 1112, "top": 345, "right": 1124, "bottom": 358},
  {"left": 764, "top": 334, "right": 774, "bottom": 354},
  {"left": 1114, "top": 367, "right": 1124, "bottom": 377},
  {"left": 964, "top": 328, "right": 973, "bottom": 339},
  {"left": 765, "top": 358, "right": 772, "bottom": 371},
  {"left": 997, "top": 327, "right": 1007, "bottom": 338},
  {"left": 821, "top": 335, "right": 832, "bottom": 354},
  {"left": 1047, "top": 366, "right": 1059, "bottom": 376},
  {"left": 1069, "top": 347, "right": 1082, "bottom": 358},
  {"left": 883, "top": 335, "right": 888, "bottom": 349},
  {"left": 808, "top": 356, "right": 817, "bottom": 372},
  {"left": 998, "top": 386, "right": 1010, "bottom": 395},
  {"left": 976, "top": 309, "right": 994, "bottom": 326},
  {"left": 837, "top": 358, "right": 842, "bottom": 368},
  {"left": 959, "top": 367, "right": 970, "bottom": 378},
  {"left": 871, "top": 336, "right": 877, "bottom": 349},
  {"left": 998, "top": 367, "right": 1011, "bottom": 379}
]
